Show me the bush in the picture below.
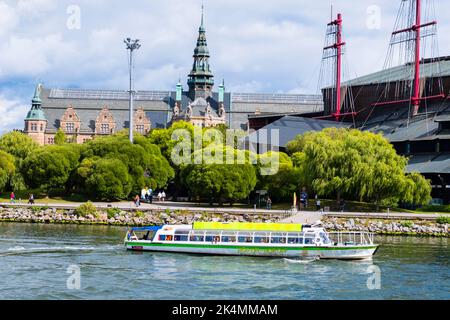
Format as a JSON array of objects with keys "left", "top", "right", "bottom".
[
  {"left": 134, "top": 211, "right": 145, "bottom": 218},
  {"left": 106, "top": 207, "right": 121, "bottom": 219},
  {"left": 400, "top": 221, "right": 414, "bottom": 228},
  {"left": 418, "top": 205, "right": 450, "bottom": 213},
  {"left": 436, "top": 216, "right": 450, "bottom": 225},
  {"left": 75, "top": 201, "right": 98, "bottom": 217}
]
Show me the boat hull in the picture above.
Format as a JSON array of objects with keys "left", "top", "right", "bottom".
[{"left": 124, "top": 241, "right": 378, "bottom": 260}]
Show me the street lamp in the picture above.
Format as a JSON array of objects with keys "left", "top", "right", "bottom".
[{"left": 124, "top": 38, "right": 141, "bottom": 143}]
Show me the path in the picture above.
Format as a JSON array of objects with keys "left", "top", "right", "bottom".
[{"left": 1, "top": 201, "right": 448, "bottom": 221}]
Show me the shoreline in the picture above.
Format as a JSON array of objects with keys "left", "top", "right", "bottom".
[{"left": 0, "top": 206, "right": 448, "bottom": 237}]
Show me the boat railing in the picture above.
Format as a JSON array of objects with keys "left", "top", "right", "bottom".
[{"left": 327, "top": 231, "right": 375, "bottom": 246}]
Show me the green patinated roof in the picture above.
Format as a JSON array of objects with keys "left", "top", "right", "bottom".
[
  {"left": 25, "top": 108, "right": 47, "bottom": 121},
  {"left": 26, "top": 83, "right": 47, "bottom": 121}
]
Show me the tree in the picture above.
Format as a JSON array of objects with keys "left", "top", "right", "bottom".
[
  {"left": 0, "top": 131, "right": 38, "bottom": 190},
  {"left": 21, "top": 145, "right": 81, "bottom": 192},
  {"left": 78, "top": 158, "right": 133, "bottom": 200},
  {"left": 182, "top": 146, "right": 257, "bottom": 205},
  {"left": 79, "top": 133, "right": 174, "bottom": 198},
  {"left": 54, "top": 128, "right": 67, "bottom": 145},
  {"left": 256, "top": 152, "right": 303, "bottom": 202},
  {"left": 0, "top": 151, "right": 15, "bottom": 192},
  {"left": 0, "top": 131, "right": 38, "bottom": 160}
]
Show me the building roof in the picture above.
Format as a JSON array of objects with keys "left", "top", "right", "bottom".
[
  {"left": 37, "top": 87, "right": 323, "bottom": 131},
  {"left": 244, "top": 115, "right": 350, "bottom": 148},
  {"left": 362, "top": 99, "right": 450, "bottom": 142},
  {"left": 406, "top": 153, "right": 450, "bottom": 174},
  {"left": 342, "top": 57, "right": 450, "bottom": 87}
]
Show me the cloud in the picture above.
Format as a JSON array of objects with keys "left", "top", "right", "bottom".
[
  {"left": 0, "top": 94, "right": 28, "bottom": 134},
  {"left": 0, "top": 0, "right": 448, "bottom": 132}
]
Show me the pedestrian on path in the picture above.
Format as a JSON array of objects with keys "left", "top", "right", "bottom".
[
  {"left": 28, "top": 194, "right": 35, "bottom": 205},
  {"left": 10, "top": 192, "right": 15, "bottom": 204},
  {"left": 315, "top": 194, "right": 321, "bottom": 211},
  {"left": 134, "top": 195, "right": 141, "bottom": 207},
  {"left": 161, "top": 191, "right": 166, "bottom": 202},
  {"left": 266, "top": 197, "right": 272, "bottom": 210}
]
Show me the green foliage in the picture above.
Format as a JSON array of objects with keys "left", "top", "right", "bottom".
[
  {"left": 436, "top": 216, "right": 450, "bottom": 225},
  {"left": 0, "top": 131, "right": 38, "bottom": 191},
  {"left": 106, "top": 207, "right": 121, "bottom": 219},
  {"left": 286, "top": 128, "right": 432, "bottom": 209},
  {"left": 418, "top": 205, "right": 450, "bottom": 213},
  {"left": 74, "top": 201, "right": 98, "bottom": 217},
  {"left": 0, "top": 150, "right": 16, "bottom": 192},
  {"left": 78, "top": 158, "right": 132, "bottom": 200},
  {"left": 256, "top": 152, "right": 302, "bottom": 202},
  {"left": 184, "top": 159, "right": 257, "bottom": 205},
  {"left": 80, "top": 134, "right": 174, "bottom": 197},
  {"left": 21, "top": 144, "right": 81, "bottom": 192},
  {"left": 0, "top": 131, "right": 38, "bottom": 160},
  {"left": 134, "top": 211, "right": 145, "bottom": 218},
  {"left": 400, "top": 221, "right": 414, "bottom": 228},
  {"left": 54, "top": 129, "right": 67, "bottom": 145}
]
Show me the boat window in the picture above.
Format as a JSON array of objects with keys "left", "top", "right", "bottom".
[
  {"left": 254, "top": 236, "right": 269, "bottom": 243},
  {"left": 320, "top": 232, "right": 331, "bottom": 244},
  {"left": 304, "top": 237, "right": 314, "bottom": 245},
  {"left": 190, "top": 236, "right": 204, "bottom": 242},
  {"left": 288, "top": 237, "right": 299, "bottom": 244},
  {"left": 270, "top": 237, "right": 287, "bottom": 244},
  {"left": 221, "top": 236, "right": 236, "bottom": 243},
  {"left": 237, "top": 232, "right": 252, "bottom": 243},
  {"left": 174, "top": 235, "right": 188, "bottom": 241}
]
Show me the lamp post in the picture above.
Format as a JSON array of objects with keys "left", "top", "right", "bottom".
[{"left": 124, "top": 38, "right": 141, "bottom": 143}]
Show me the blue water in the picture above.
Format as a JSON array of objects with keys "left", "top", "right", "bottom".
[{"left": 0, "top": 223, "right": 448, "bottom": 300}]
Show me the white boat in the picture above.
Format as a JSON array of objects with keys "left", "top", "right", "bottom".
[{"left": 124, "top": 222, "right": 379, "bottom": 260}]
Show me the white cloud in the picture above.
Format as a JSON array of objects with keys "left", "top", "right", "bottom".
[{"left": 0, "top": 0, "right": 448, "bottom": 133}]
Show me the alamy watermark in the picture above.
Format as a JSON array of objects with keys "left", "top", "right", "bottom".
[
  {"left": 366, "top": 265, "right": 381, "bottom": 290},
  {"left": 67, "top": 5, "right": 81, "bottom": 30},
  {"left": 66, "top": 265, "right": 81, "bottom": 290}
]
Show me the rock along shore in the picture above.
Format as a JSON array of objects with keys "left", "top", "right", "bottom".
[{"left": 0, "top": 206, "right": 448, "bottom": 237}]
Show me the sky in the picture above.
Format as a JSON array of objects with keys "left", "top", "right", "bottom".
[{"left": 0, "top": 0, "right": 449, "bottom": 133}]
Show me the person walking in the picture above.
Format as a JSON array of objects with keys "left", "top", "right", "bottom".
[
  {"left": 147, "top": 188, "right": 153, "bottom": 204},
  {"left": 315, "top": 194, "right": 321, "bottom": 211},
  {"left": 141, "top": 187, "right": 147, "bottom": 203},
  {"left": 28, "top": 194, "right": 35, "bottom": 205},
  {"left": 266, "top": 197, "right": 272, "bottom": 210},
  {"left": 161, "top": 191, "right": 166, "bottom": 202},
  {"left": 134, "top": 195, "right": 141, "bottom": 207},
  {"left": 157, "top": 191, "right": 162, "bottom": 202},
  {"left": 10, "top": 192, "right": 15, "bottom": 204}
]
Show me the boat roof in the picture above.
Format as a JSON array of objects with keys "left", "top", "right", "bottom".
[
  {"left": 131, "top": 226, "right": 163, "bottom": 232},
  {"left": 193, "top": 222, "right": 303, "bottom": 232}
]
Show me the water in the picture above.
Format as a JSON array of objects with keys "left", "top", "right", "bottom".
[{"left": 0, "top": 223, "right": 448, "bottom": 300}]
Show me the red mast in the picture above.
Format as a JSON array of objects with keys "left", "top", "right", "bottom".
[
  {"left": 324, "top": 13, "right": 345, "bottom": 120},
  {"left": 372, "top": 0, "right": 444, "bottom": 115}
]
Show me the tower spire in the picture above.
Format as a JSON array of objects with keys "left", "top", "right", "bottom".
[{"left": 187, "top": 2, "right": 214, "bottom": 100}]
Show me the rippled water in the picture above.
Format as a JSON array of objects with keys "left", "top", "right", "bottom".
[{"left": 0, "top": 223, "right": 448, "bottom": 300}]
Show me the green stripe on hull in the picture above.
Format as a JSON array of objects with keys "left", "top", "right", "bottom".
[{"left": 125, "top": 242, "right": 378, "bottom": 251}]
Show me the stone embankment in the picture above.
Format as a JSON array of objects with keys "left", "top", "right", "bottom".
[{"left": 0, "top": 207, "right": 448, "bottom": 237}]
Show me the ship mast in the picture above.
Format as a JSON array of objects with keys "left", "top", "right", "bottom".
[{"left": 372, "top": 0, "right": 444, "bottom": 115}]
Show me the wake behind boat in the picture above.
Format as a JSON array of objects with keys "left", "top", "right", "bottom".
[{"left": 124, "top": 222, "right": 379, "bottom": 260}]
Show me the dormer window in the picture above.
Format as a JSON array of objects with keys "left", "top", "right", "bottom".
[
  {"left": 66, "top": 123, "right": 75, "bottom": 133},
  {"left": 101, "top": 123, "right": 110, "bottom": 134}
]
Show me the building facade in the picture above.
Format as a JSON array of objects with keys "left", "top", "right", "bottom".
[{"left": 24, "top": 9, "right": 322, "bottom": 145}]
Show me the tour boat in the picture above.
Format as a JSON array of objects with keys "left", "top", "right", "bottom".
[{"left": 124, "top": 222, "right": 379, "bottom": 260}]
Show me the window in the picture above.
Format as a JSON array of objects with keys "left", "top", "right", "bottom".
[
  {"left": 101, "top": 123, "right": 109, "bottom": 134},
  {"left": 66, "top": 122, "right": 75, "bottom": 133},
  {"left": 136, "top": 125, "right": 145, "bottom": 134},
  {"left": 40, "top": 124, "right": 44, "bottom": 132},
  {"left": 31, "top": 123, "right": 37, "bottom": 131},
  {"left": 47, "top": 137, "right": 54, "bottom": 145}
]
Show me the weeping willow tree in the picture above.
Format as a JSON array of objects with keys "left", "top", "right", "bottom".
[{"left": 287, "top": 128, "right": 431, "bottom": 210}]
